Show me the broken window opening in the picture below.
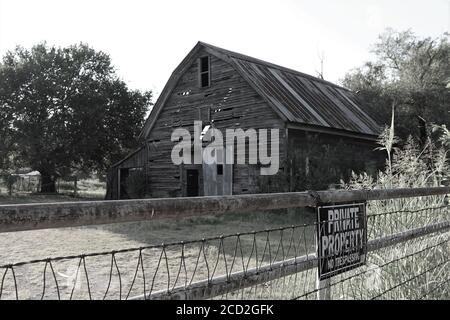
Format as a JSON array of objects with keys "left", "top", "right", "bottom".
[
  {"left": 200, "top": 124, "right": 211, "bottom": 141},
  {"left": 199, "top": 56, "right": 210, "bottom": 88}
]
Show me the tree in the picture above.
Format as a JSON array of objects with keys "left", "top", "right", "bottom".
[
  {"left": 342, "top": 29, "right": 450, "bottom": 141},
  {"left": 0, "top": 43, "right": 152, "bottom": 192},
  {"left": 0, "top": 63, "right": 15, "bottom": 173}
]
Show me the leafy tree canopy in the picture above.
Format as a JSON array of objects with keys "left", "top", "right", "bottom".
[
  {"left": 342, "top": 29, "right": 450, "bottom": 141},
  {"left": 0, "top": 43, "right": 152, "bottom": 192}
]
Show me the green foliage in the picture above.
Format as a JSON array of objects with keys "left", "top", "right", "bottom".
[
  {"left": 340, "top": 129, "right": 449, "bottom": 299},
  {"left": 342, "top": 29, "right": 450, "bottom": 140},
  {"left": 0, "top": 43, "right": 152, "bottom": 191},
  {"left": 432, "top": 124, "right": 450, "bottom": 150},
  {"left": 1, "top": 174, "right": 18, "bottom": 196},
  {"left": 344, "top": 134, "right": 449, "bottom": 190}
]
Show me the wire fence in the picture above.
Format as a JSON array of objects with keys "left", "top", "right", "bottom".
[{"left": 0, "top": 189, "right": 449, "bottom": 300}]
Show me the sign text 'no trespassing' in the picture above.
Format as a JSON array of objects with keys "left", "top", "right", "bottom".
[{"left": 317, "top": 202, "right": 367, "bottom": 280}]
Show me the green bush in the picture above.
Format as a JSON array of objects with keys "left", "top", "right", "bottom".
[
  {"left": 1, "top": 174, "right": 18, "bottom": 195},
  {"left": 339, "top": 125, "right": 449, "bottom": 299}
]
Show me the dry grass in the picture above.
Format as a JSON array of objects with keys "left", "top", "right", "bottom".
[
  {"left": 0, "top": 176, "right": 106, "bottom": 202},
  {"left": 56, "top": 177, "right": 106, "bottom": 198},
  {"left": 0, "top": 198, "right": 316, "bottom": 300},
  {"left": 0, "top": 193, "right": 102, "bottom": 204}
]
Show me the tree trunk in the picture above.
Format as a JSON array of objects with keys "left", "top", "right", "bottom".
[{"left": 40, "top": 174, "right": 56, "bottom": 193}]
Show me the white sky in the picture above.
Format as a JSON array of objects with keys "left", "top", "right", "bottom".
[{"left": 0, "top": 0, "right": 448, "bottom": 99}]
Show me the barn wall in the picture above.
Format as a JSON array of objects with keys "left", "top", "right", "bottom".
[
  {"left": 106, "top": 147, "right": 148, "bottom": 199},
  {"left": 117, "top": 147, "right": 148, "bottom": 169},
  {"left": 256, "top": 129, "right": 385, "bottom": 193},
  {"left": 145, "top": 48, "right": 285, "bottom": 198},
  {"left": 107, "top": 49, "right": 384, "bottom": 200}
]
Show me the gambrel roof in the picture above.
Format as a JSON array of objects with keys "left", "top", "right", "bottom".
[{"left": 140, "top": 42, "right": 381, "bottom": 139}]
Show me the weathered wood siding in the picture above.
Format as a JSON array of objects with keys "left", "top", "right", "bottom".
[
  {"left": 106, "top": 147, "right": 148, "bottom": 199},
  {"left": 286, "top": 129, "right": 384, "bottom": 190},
  {"left": 106, "top": 43, "right": 384, "bottom": 200},
  {"left": 145, "top": 49, "right": 285, "bottom": 197}
]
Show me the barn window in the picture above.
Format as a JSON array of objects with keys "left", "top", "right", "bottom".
[
  {"left": 217, "top": 164, "right": 223, "bottom": 175},
  {"left": 199, "top": 56, "right": 210, "bottom": 88}
]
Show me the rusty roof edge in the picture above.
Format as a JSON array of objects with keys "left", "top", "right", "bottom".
[
  {"left": 268, "top": 67, "right": 330, "bottom": 127},
  {"left": 140, "top": 41, "right": 382, "bottom": 142},
  {"left": 110, "top": 145, "right": 146, "bottom": 169},
  {"left": 337, "top": 89, "right": 383, "bottom": 131},
  {"left": 314, "top": 82, "right": 375, "bottom": 134},
  {"left": 198, "top": 41, "right": 353, "bottom": 92},
  {"left": 200, "top": 41, "right": 383, "bottom": 136},
  {"left": 203, "top": 46, "right": 290, "bottom": 122},
  {"left": 287, "top": 122, "right": 380, "bottom": 141}
]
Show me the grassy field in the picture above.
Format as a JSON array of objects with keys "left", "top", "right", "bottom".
[
  {"left": 56, "top": 177, "right": 106, "bottom": 198},
  {"left": 0, "top": 193, "right": 104, "bottom": 204},
  {"left": 0, "top": 176, "right": 106, "bottom": 202}
]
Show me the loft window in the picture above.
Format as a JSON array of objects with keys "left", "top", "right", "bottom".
[{"left": 199, "top": 56, "right": 210, "bottom": 88}]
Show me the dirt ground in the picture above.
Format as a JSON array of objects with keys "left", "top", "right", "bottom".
[{"left": 0, "top": 193, "right": 103, "bottom": 205}]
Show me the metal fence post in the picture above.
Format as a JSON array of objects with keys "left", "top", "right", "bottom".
[
  {"left": 316, "top": 277, "right": 331, "bottom": 300},
  {"left": 315, "top": 207, "right": 331, "bottom": 300},
  {"left": 316, "top": 223, "right": 331, "bottom": 300}
]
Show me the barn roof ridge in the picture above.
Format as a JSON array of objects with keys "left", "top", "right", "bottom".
[
  {"left": 199, "top": 41, "right": 381, "bottom": 137},
  {"left": 198, "top": 41, "right": 351, "bottom": 92},
  {"left": 139, "top": 41, "right": 381, "bottom": 140}
]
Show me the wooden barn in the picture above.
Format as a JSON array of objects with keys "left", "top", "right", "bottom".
[{"left": 106, "top": 42, "right": 384, "bottom": 200}]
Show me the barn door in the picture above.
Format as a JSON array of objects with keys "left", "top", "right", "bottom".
[
  {"left": 202, "top": 147, "right": 233, "bottom": 196},
  {"left": 186, "top": 169, "right": 199, "bottom": 197},
  {"left": 118, "top": 168, "right": 130, "bottom": 199}
]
